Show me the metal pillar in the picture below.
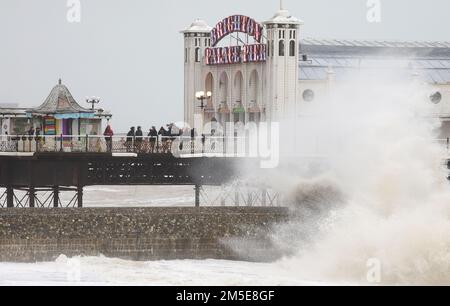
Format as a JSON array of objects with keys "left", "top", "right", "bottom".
[
  {"left": 221, "top": 196, "right": 226, "bottom": 207},
  {"left": 53, "top": 186, "right": 59, "bottom": 208},
  {"left": 77, "top": 185, "right": 83, "bottom": 208},
  {"left": 29, "top": 187, "right": 35, "bottom": 208},
  {"left": 261, "top": 189, "right": 267, "bottom": 207},
  {"left": 194, "top": 184, "right": 201, "bottom": 207},
  {"left": 234, "top": 190, "right": 240, "bottom": 207},
  {"left": 6, "top": 187, "right": 14, "bottom": 208},
  {"left": 247, "top": 192, "right": 253, "bottom": 207}
]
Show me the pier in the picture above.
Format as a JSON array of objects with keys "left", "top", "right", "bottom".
[{"left": 0, "top": 135, "right": 261, "bottom": 208}]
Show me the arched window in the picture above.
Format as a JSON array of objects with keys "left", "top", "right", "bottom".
[
  {"left": 289, "top": 40, "right": 296, "bottom": 57},
  {"left": 219, "top": 72, "right": 228, "bottom": 105},
  {"left": 234, "top": 71, "right": 243, "bottom": 104},
  {"left": 279, "top": 40, "right": 285, "bottom": 56},
  {"left": 195, "top": 48, "right": 200, "bottom": 62}
]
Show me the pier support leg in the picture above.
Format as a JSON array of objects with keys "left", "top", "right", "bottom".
[
  {"left": 261, "top": 189, "right": 267, "bottom": 207},
  {"left": 194, "top": 184, "right": 201, "bottom": 208},
  {"left": 77, "top": 186, "right": 83, "bottom": 208},
  {"left": 221, "top": 196, "right": 226, "bottom": 207},
  {"left": 29, "top": 187, "right": 35, "bottom": 208},
  {"left": 53, "top": 186, "right": 59, "bottom": 208},
  {"left": 6, "top": 187, "right": 14, "bottom": 208},
  {"left": 247, "top": 192, "right": 253, "bottom": 207}
]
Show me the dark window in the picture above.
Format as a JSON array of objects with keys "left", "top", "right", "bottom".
[
  {"left": 195, "top": 48, "right": 200, "bottom": 62},
  {"left": 279, "top": 40, "right": 285, "bottom": 56},
  {"left": 289, "top": 40, "right": 296, "bottom": 57}
]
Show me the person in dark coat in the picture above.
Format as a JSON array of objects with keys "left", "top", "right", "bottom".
[
  {"left": 34, "top": 127, "right": 42, "bottom": 151},
  {"left": 27, "top": 126, "right": 35, "bottom": 143},
  {"left": 126, "top": 127, "right": 135, "bottom": 152},
  {"left": 158, "top": 126, "right": 168, "bottom": 153},
  {"left": 135, "top": 126, "right": 143, "bottom": 152},
  {"left": 148, "top": 126, "right": 158, "bottom": 153}
]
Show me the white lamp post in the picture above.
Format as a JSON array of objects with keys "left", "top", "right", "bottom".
[
  {"left": 195, "top": 91, "right": 212, "bottom": 136},
  {"left": 86, "top": 96, "right": 101, "bottom": 110},
  {"left": 195, "top": 91, "right": 212, "bottom": 111}
]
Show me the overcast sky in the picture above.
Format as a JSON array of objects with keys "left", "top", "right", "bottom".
[{"left": 1, "top": 0, "right": 449, "bottom": 132}]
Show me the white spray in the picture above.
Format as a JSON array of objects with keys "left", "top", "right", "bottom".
[{"left": 269, "top": 68, "right": 450, "bottom": 285}]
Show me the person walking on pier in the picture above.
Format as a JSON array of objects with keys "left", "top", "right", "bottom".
[
  {"left": 148, "top": 126, "right": 158, "bottom": 153},
  {"left": 35, "top": 127, "right": 42, "bottom": 151},
  {"left": 26, "top": 126, "right": 35, "bottom": 152},
  {"left": 190, "top": 128, "right": 197, "bottom": 154},
  {"left": 158, "top": 126, "right": 168, "bottom": 153},
  {"left": 27, "top": 126, "right": 35, "bottom": 138},
  {"left": 126, "top": 127, "right": 135, "bottom": 152},
  {"left": 135, "top": 126, "right": 143, "bottom": 152},
  {"left": 103, "top": 125, "right": 114, "bottom": 152}
]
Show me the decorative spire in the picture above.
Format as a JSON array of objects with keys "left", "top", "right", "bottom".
[
  {"left": 58, "top": 78, "right": 62, "bottom": 85},
  {"left": 280, "top": 0, "right": 284, "bottom": 10}
]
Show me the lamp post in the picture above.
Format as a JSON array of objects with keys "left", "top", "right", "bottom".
[
  {"left": 86, "top": 96, "right": 101, "bottom": 110},
  {"left": 194, "top": 91, "right": 212, "bottom": 145},
  {"left": 195, "top": 91, "right": 212, "bottom": 111}
]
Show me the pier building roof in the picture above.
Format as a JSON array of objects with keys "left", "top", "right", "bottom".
[
  {"left": 299, "top": 38, "right": 450, "bottom": 84},
  {"left": 28, "top": 79, "right": 94, "bottom": 118}
]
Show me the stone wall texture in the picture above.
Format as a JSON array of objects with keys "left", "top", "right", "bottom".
[{"left": 0, "top": 207, "right": 289, "bottom": 262}]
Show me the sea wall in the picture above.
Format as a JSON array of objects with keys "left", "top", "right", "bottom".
[{"left": 0, "top": 207, "right": 289, "bottom": 262}]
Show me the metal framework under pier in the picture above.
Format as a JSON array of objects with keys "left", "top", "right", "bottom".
[
  {"left": 0, "top": 186, "right": 83, "bottom": 208},
  {"left": 198, "top": 183, "right": 282, "bottom": 207},
  {"left": 0, "top": 153, "right": 259, "bottom": 208}
]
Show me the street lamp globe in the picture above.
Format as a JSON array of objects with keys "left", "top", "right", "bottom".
[{"left": 195, "top": 91, "right": 205, "bottom": 99}]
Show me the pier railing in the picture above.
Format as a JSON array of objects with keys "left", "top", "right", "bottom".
[
  {"left": 2, "top": 135, "right": 450, "bottom": 157},
  {"left": 0, "top": 134, "right": 249, "bottom": 156}
]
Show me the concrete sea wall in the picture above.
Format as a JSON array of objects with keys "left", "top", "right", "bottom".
[{"left": 0, "top": 207, "right": 289, "bottom": 262}]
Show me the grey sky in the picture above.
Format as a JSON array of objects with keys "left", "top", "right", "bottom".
[{"left": 1, "top": 0, "right": 449, "bottom": 132}]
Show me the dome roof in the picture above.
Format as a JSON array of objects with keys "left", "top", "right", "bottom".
[
  {"left": 265, "top": 9, "right": 303, "bottom": 25},
  {"left": 30, "top": 79, "right": 93, "bottom": 115},
  {"left": 181, "top": 19, "right": 212, "bottom": 33}
]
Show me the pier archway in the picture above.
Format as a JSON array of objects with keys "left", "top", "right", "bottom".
[
  {"left": 204, "top": 72, "right": 215, "bottom": 122},
  {"left": 234, "top": 71, "right": 244, "bottom": 104},
  {"left": 219, "top": 71, "right": 229, "bottom": 107},
  {"left": 248, "top": 70, "right": 260, "bottom": 123}
]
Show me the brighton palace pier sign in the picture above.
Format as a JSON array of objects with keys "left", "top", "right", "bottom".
[{"left": 206, "top": 15, "right": 267, "bottom": 66}]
